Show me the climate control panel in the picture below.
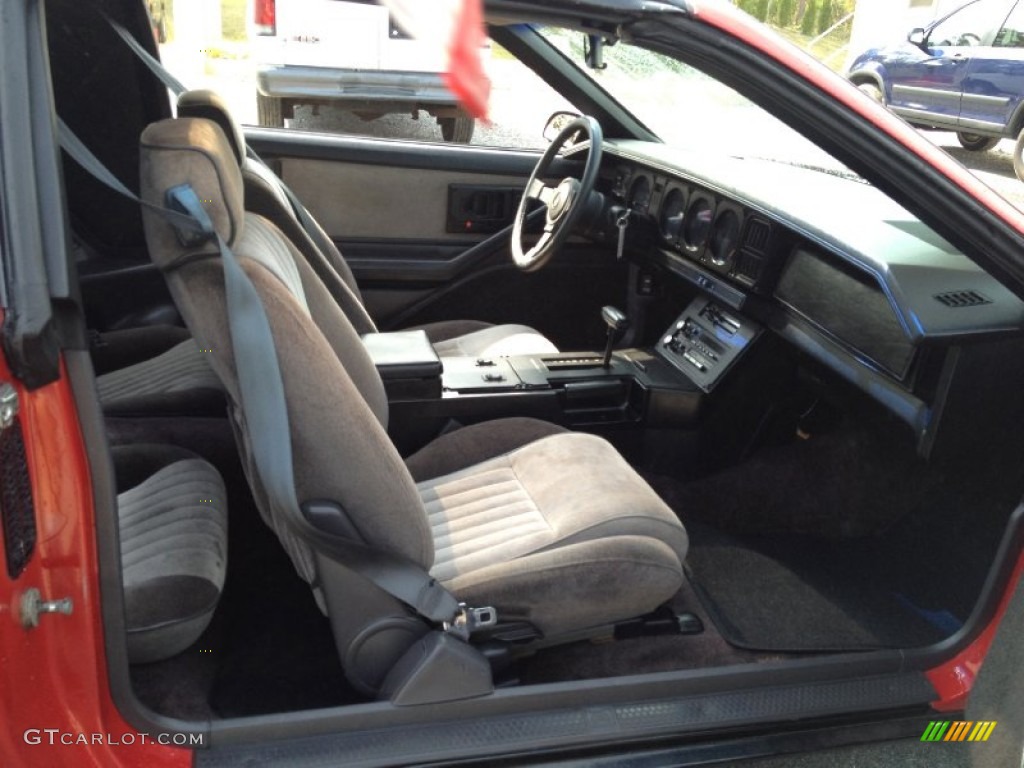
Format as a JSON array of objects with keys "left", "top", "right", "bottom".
[{"left": 657, "top": 297, "right": 761, "bottom": 392}]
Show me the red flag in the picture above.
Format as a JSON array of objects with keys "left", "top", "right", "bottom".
[{"left": 380, "top": 0, "right": 491, "bottom": 120}]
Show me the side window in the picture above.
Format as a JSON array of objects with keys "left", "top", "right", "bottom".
[
  {"left": 157, "top": 1, "right": 575, "bottom": 150},
  {"left": 994, "top": 2, "right": 1024, "bottom": 46},
  {"left": 929, "top": 0, "right": 996, "bottom": 46}
]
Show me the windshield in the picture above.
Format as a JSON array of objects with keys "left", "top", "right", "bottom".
[{"left": 538, "top": 27, "right": 856, "bottom": 177}]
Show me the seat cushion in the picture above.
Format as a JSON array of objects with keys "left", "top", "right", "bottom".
[
  {"left": 405, "top": 417, "right": 568, "bottom": 482},
  {"left": 113, "top": 444, "right": 228, "bottom": 663},
  {"left": 96, "top": 338, "right": 225, "bottom": 416},
  {"left": 414, "top": 320, "right": 559, "bottom": 358},
  {"left": 418, "top": 432, "right": 687, "bottom": 637}
]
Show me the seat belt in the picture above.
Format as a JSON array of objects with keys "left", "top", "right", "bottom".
[
  {"left": 57, "top": 119, "right": 488, "bottom": 635},
  {"left": 105, "top": 15, "right": 187, "bottom": 96},
  {"left": 104, "top": 15, "right": 343, "bottom": 267}
]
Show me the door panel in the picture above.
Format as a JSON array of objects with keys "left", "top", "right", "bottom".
[
  {"left": 280, "top": 158, "right": 521, "bottom": 240},
  {"left": 890, "top": 0, "right": 1006, "bottom": 125},
  {"left": 960, "top": 2, "right": 1024, "bottom": 132}
]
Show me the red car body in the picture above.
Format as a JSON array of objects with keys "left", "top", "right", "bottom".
[{"left": 1, "top": 0, "right": 1022, "bottom": 765}]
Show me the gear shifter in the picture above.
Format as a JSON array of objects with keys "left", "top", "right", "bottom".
[{"left": 601, "top": 305, "right": 630, "bottom": 368}]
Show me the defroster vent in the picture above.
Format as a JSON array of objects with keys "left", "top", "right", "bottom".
[{"left": 934, "top": 290, "right": 992, "bottom": 308}]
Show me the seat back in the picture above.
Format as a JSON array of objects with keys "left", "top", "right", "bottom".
[
  {"left": 138, "top": 117, "right": 434, "bottom": 595},
  {"left": 177, "top": 90, "right": 377, "bottom": 335}
]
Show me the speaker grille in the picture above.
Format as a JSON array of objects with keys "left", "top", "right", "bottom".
[{"left": 1, "top": 420, "right": 36, "bottom": 579}]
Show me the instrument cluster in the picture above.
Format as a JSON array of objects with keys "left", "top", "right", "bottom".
[{"left": 608, "top": 162, "right": 782, "bottom": 294}]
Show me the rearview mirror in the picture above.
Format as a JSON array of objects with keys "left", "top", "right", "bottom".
[
  {"left": 907, "top": 27, "right": 927, "bottom": 48},
  {"left": 543, "top": 111, "right": 582, "bottom": 143}
]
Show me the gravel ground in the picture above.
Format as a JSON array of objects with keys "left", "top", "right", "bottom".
[{"left": 921, "top": 132, "right": 1024, "bottom": 211}]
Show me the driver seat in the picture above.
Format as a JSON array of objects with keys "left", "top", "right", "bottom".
[
  {"left": 92, "top": 90, "right": 555, "bottom": 415},
  {"left": 177, "top": 89, "right": 558, "bottom": 359},
  {"left": 139, "top": 117, "right": 688, "bottom": 698}
]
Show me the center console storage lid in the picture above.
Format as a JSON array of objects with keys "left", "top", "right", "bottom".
[{"left": 362, "top": 331, "right": 442, "bottom": 380}]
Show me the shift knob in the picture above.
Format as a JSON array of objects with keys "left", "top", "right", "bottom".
[
  {"left": 602, "top": 305, "right": 630, "bottom": 333},
  {"left": 601, "top": 306, "right": 630, "bottom": 368}
]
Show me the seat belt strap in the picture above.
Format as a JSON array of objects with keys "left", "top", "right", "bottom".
[
  {"left": 105, "top": 15, "right": 187, "bottom": 96},
  {"left": 58, "top": 122, "right": 465, "bottom": 628},
  {"left": 102, "top": 16, "right": 340, "bottom": 267}
]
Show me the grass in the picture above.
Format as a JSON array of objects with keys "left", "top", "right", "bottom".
[
  {"left": 222, "top": 0, "right": 248, "bottom": 42},
  {"left": 772, "top": 22, "right": 853, "bottom": 72}
]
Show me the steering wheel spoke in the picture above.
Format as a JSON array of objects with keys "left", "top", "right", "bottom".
[
  {"left": 527, "top": 178, "right": 558, "bottom": 207},
  {"left": 511, "top": 116, "right": 603, "bottom": 272},
  {"left": 525, "top": 231, "right": 554, "bottom": 262}
]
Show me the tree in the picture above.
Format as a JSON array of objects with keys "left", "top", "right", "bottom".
[
  {"left": 801, "top": 0, "right": 818, "bottom": 35},
  {"left": 737, "top": 0, "right": 759, "bottom": 16},
  {"left": 816, "top": 0, "right": 836, "bottom": 35},
  {"left": 775, "top": 0, "right": 796, "bottom": 28},
  {"left": 754, "top": 0, "right": 770, "bottom": 22}
]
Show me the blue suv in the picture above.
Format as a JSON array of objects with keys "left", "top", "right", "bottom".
[{"left": 848, "top": 0, "right": 1024, "bottom": 177}]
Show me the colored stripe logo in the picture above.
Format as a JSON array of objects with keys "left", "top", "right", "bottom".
[{"left": 921, "top": 721, "right": 997, "bottom": 742}]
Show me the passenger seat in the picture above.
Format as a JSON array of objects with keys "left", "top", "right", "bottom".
[{"left": 112, "top": 443, "right": 228, "bottom": 663}]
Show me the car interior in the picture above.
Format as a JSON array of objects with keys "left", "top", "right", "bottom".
[{"left": 37, "top": 0, "right": 1024, "bottom": 734}]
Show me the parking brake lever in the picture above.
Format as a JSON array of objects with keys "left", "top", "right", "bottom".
[{"left": 601, "top": 305, "right": 630, "bottom": 368}]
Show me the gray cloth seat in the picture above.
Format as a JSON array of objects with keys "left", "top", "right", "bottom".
[
  {"left": 92, "top": 89, "right": 553, "bottom": 413},
  {"left": 96, "top": 335, "right": 224, "bottom": 415},
  {"left": 415, "top": 426, "right": 688, "bottom": 635},
  {"left": 89, "top": 323, "right": 225, "bottom": 416},
  {"left": 177, "top": 89, "right": 559, "bottom": 358},
  {"left": 138, "top": 117, "right": 687, "bottom": 694},
  {"left": 112, "top": 444, "right": 228, "bottom": 664}
]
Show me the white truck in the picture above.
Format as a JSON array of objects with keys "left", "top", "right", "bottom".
[{"left": 251, "top": 0, "right": 475, "bottom": 142}]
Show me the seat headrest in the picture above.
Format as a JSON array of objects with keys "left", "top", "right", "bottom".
[
  {"left": 140, "top": 117, "right": 245, "bottom": 266},
  {"left": 177, "top": 89, "right": 246, "bottom": 166}
]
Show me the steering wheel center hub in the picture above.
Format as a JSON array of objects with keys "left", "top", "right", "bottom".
[{"left": 550, "top": 179, "right": 577, "bottom": 219}]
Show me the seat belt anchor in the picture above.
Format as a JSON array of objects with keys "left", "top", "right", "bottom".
[{"left": 443, "top": 603, "right": 497, "bottom": 641}]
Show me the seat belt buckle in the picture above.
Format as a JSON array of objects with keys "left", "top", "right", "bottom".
[{"left": 444, "top": 603, "right": 497, "bottom": 641}]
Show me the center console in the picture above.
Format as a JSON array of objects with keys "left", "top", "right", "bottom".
[{"left": 364, "top": 298, "right": 762, "bottom": 453}]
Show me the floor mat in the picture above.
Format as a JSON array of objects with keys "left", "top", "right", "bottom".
[{"left": 684, "top": 521, "right": 949, "bottom": 652}]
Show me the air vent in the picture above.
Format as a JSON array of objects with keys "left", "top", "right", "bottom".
[
  {"left": 742, "top": 217, "right": 771, "bottom": 253},
  {"left": 934, "top": 290, "right": 992, "bottom": 308},
  {"left": 734, "top": 251, "right": 762, "bottom": 284}
]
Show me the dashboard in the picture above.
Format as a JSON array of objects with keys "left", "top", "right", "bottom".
[{"left": 588, "top": 139, "right": 1024, "bottom": 442}]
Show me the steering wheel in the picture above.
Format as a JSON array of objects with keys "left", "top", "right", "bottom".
[{"left": 511, "top": 116, "right": 603, "bottom": 272}]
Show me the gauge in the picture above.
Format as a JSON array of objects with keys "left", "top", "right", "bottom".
[
  {"left": 659, "top": 187, "right": 686, "bottom": 242},
  {"left": 682, "top": 197, "right": 713, "bottom": 250},
  {"left": 708, "top": 209, "right": 741, "bottom": 268},
  {"left": 628, "top": 175, "right": 652, "bottom": 213}
]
